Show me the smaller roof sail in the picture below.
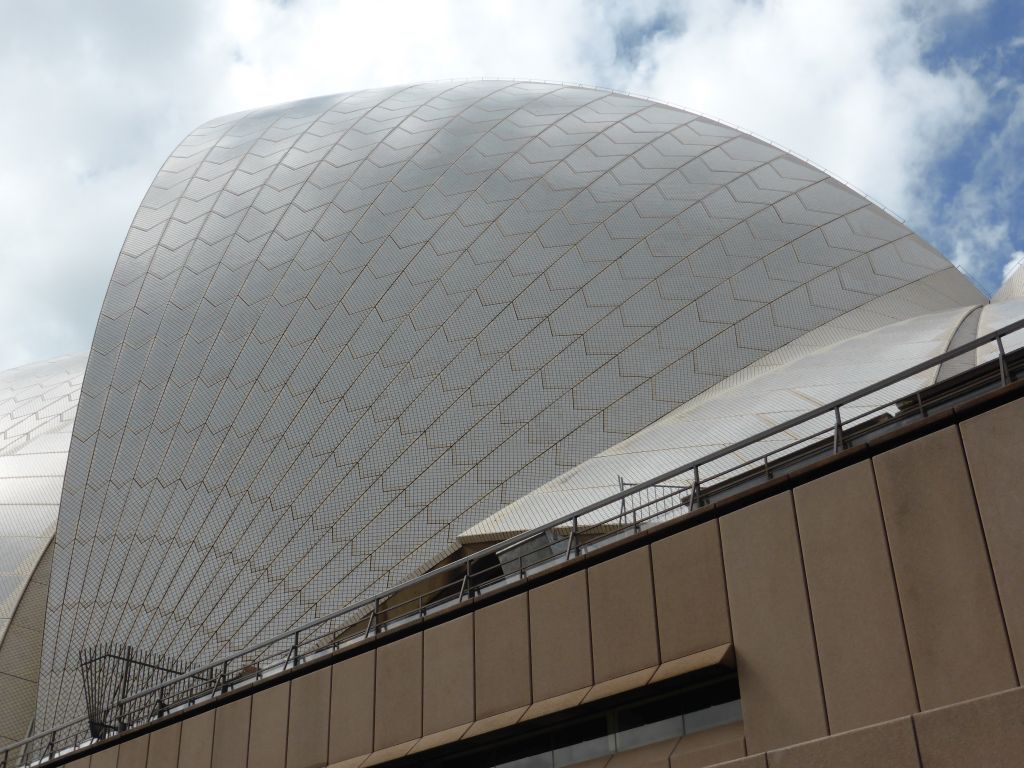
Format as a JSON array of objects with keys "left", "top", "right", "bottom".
[
  {"left": 0, "top": 354, "right": 85, "bottom": 639},
  {"left": 0, "top": 353, "right": 85, "bottom": 745}
]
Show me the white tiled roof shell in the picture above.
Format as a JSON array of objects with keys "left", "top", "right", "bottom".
[
  {"left": 993, "top": 256, "right": 1024, "bottom": 302},
  {"left": 39, "top": 81, "right": 983, "bottom": 728},
  {"left": 977, "top": 298, "right": 1024, "bottom": 363},
  {"left": 980, "top": 261, "right": 1024, "bottom": 363},
  {"left": 461, "top": 292, "right": 989, "bottom": 541},
  {"left": 0, "top": 355, "right": 84, "bottom": 644}
]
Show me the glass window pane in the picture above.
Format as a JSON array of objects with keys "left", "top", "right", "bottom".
[
  {"left": 553, "top": 734, "right": 614, "bottom": 767},
  {"left": 615, "top": 715, "right": 683, "bottom": 751},
  {"left": 684, "top": 700, "right": 743, "bottom": 734}
]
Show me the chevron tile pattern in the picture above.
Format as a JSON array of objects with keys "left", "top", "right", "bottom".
[{"left": 37, "top": 81, "right": 980, "bottom": 728}]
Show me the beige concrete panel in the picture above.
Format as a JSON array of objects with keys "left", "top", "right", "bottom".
[
  {"left": 670, "top": 722, "right": 745, "bottom": 768},
  {"left": 66, "top": 757, "right": 90, "bottom": 768},
  {"left": 873, "top": 426, "right": 1016, "bottom": 709},
  {"left": 248, "top": 683, "right": 290, "bottom": 768},
  {"left": 92, "top": 746, "right": 118, "bottom": 768},
  {"left": 650, "top": 644, "right": 733, "bottom": 686},
  {"left": 529, "top": 570, "right": 593, "bottom": 700},
  {"left": 373, "top": 633, "right": 422, "bottom": 750},
  {"left": 720, "top": 492, "right": 827, "bottom": 753},
  {"left": 582, "top": 668, "right": 655, "bottom": 705},
  {"left": 287, "top": 666, "right": 330, "bottom": 768},
  {"left": 178, "top": 709, "right": 214, "bottom": 768},
  {"left": 147, "top": 723, "right": 180, "bottom": 768},
  {"left": 328, "top": 650, "right": 375, "bottom": 763},
  {"left": 116, "top": 735, "right": 149, "bottom": 768},
  {"left": 461, "top": 706, "right": 528, "bottom": 739},
  {"left": 914, "top": 685, "right": 1024, "bottom": 768},
  {"left": 361, "top": 739, "right": 416, "bottom": 766},
  {"left": 423, "top": 614, "right": 474, "bottom": 735},
  {"left": 212, "top": 696, "right": 250, "bottom": 768},
  {"left": 960, "top": 399, "right": 1024, "bottom": 680},
  {"left": 588, "top": 547, "right": 660, "bottom": 683},
  {"left": 475, "top": 593, "right": 531, "bottom": 718},
  {"left": 652, "top": 521, "right": 731, "bottom": 662},
  {"left": 522, "top": 688, "right": 590, "bottom": 721},
  {"left": 766, "top": 715, "right": 918, "bottom": 768},
  {"left": 408, "top": 723, "right": 471, "bottom": 754},
  {"left": 793, "top": 460, "right": 918, "bottom": 731}
]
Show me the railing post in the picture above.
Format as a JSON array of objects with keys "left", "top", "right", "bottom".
[
  {"left": 364, "top": 599, "right": 379, "bottom": 639},
  {"left": 292, "top": 632, "right": 300, "bottom": 669},
  {"left": 565, "top": 516, "right": 577, "bottom": 561},
  {"left": 618, "top": 475, "right": 626, "bottom": 522},
  {"left": 691, "top": 465, "right": 701, "bottom": 509},
  {"left": 833, "top": 406, "right": 844, "bottom": 454},
  {"left": 997, "top": 336, "right": 1010, "bottom": 386}
]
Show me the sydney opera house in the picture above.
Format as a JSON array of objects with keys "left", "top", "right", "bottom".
[{"left": 1, "top": 81, "right": 1022, "bottom": 767}]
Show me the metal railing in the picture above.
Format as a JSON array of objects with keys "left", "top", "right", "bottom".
[{"left": 6, "top": 316, "right": 1024, "bottom": 767}]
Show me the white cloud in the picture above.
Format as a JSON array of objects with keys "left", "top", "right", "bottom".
[
  {"left": 625, "top": 0, "right": 986, "bottom": 223},
  {"left": 945, "top": 84, "right": 1024, "bottom": 284},
  {"left": 0, "top": 0, "right": 1012, "bottom": 369}
]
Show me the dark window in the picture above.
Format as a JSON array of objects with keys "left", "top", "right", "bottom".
[{"left": 396, "top": 671, "right": 740, "bottom": 768}]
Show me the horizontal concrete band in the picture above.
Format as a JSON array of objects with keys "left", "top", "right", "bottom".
[{"left": 715, "top": 684, "right": 1024, "bottom": 768}]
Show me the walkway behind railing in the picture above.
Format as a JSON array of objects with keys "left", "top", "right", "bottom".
[{"left": 7, "top": 316, "right": 1024, "bottom": 767}]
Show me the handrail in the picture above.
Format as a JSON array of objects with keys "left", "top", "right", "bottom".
[{"left": 7, "top": 315, "right": 1024, "bottom": 766}]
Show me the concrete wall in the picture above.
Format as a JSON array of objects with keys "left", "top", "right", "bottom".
[{"left": 49, "top": 396, "right": 1024, "bottom": 768}]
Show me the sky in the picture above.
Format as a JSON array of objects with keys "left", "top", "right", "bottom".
[{"left": 0, "top": 0, "right": 1021, "bottom": 370}]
